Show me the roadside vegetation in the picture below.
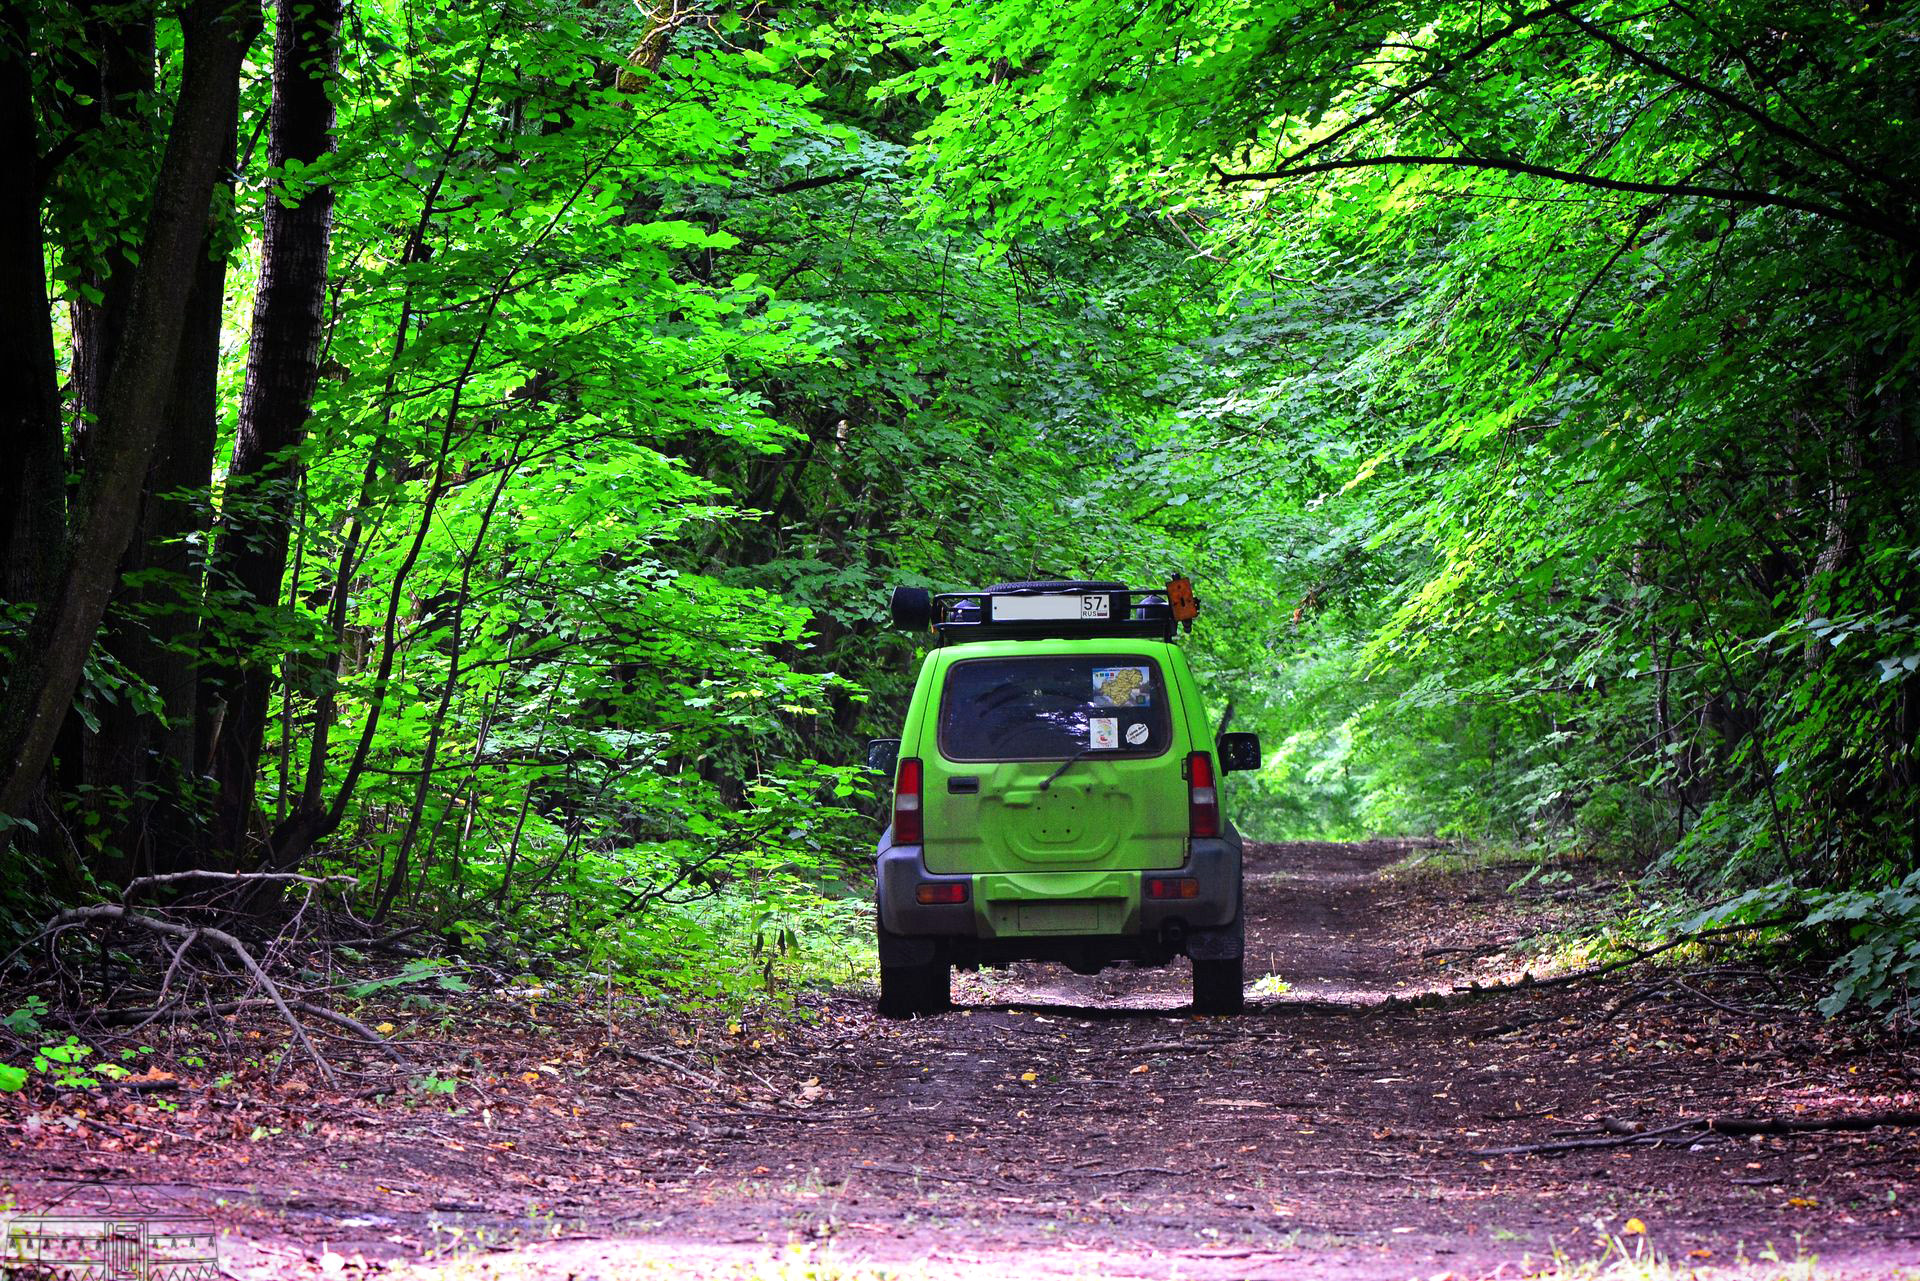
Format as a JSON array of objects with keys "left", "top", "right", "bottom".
[{"left": 0, "top": 0, "right": 1915, "bottom": 1074}]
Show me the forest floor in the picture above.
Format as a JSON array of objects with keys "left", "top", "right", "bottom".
[{"left": 7, "top": 841, "right": 1920, "bottom": 1279}]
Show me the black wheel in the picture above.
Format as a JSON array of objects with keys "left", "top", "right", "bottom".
[
  {"left": 878, "top": 960, "right": 950, "bottom": 1018},
  {"left": 1192, "top": 954, "right": 1244, "bottom": 1015},
  {"left": 890, "top": 586, "right": 933, "bottom": 631},
  {"left": 923, "top": 959, "right": 951, "bottom": 1013}
]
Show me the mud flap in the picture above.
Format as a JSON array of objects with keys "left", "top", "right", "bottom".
[
  {"left": 1185, "top": 921, "right": 1243, "bottom": 961},
  {"left": 877, "top": 928, "right": 938, "bottom": 967}
]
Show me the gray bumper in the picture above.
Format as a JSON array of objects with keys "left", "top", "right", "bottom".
[{"left": 875, "top": 825, "right": 1242, "bottom": 941}]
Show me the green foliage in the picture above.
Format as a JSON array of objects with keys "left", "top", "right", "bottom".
[
  {"left": 7, "top": 0, "right": 1918, "bottom": 1020},
  {"left": 344, "top": 959, "right": 470, "bottom": 1000},
  {"left": 1804, "top": 875, "right": 1920, "bottom": 1018},
  {"left": 2, "top": 997, "right": 48, "bottom": 1037},
  {"left": 0, "top": 1035, "right": 102, "bottom": 1090}
]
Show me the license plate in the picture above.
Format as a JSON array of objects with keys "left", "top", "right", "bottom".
[
  {"left": 1017, "top": 902, "right": 1099, "bottom": 932},
  {"left": 990, "top": 593, "right": 1110, "bottom": 622}
]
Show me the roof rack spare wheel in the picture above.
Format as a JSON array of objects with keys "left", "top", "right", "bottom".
[{"left": 890, "top": 586, "right": 933, "bottom": 631}]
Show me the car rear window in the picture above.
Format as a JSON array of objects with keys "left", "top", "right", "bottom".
[{"left": 938, "top": 655, "right": 1172, "bottom": 762}]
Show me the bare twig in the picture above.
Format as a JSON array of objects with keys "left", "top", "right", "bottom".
[
  {"left": 1475, "top": 1111, "right": 1920, "bottom": 1157},
  {"left": 39, "top": 904, "right": 337, "bottom": 1085},
  {"left": 1459, "top": 914, "right": 1803, "bottom": 996},
  {"left": 120, "top": 870, "right": 356, "bottom": 898},
  {"left": 616, "top": 1047, "right": 721, "bottom": 1090}
]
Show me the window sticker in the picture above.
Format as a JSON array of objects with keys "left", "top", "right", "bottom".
[
  {"left": 1092, "top": 666, "right": 1152, "bottom": 707},
  {"left": 1089, "top": 717, "right": 1119, "bottom": 750},
  {"left": 1125, "top": 721, "right": 1150, "bottom": 747}
]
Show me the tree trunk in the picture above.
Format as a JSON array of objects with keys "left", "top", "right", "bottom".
[
  {"left": 0, "top": 3, "right": 65, "bottom": 611},
  {"left": 63, "top": 0, "right": 156, "bottom": 464},
  {"left": 204, "top": 0, "right": 341, "bottom": 862},
  {"left": 0, "top": 0, "right": 260, "bottom": 826},
  {"left": 91, "top": 218, "right": 233, "bottom": 878}
]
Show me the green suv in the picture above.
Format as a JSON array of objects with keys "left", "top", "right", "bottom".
[{"left": 868, "top": 579, "right": 1261, "bottom": 1018}]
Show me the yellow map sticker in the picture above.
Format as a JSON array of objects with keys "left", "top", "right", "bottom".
[{"left": 1092, "top": 665, "right": 1150, "bottom": 707}]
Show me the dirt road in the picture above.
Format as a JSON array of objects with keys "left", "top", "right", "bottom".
[{"left": 9, "top": 841, "right": 1919, "bottom": 1278}]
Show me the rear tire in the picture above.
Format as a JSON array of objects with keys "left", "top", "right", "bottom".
[
  {"left": 878, "top": 960, "right": 950, "bottom": 1018},
  {"left": 1192, "top": 955, "right": 1244, "bottom": 1015},
  {"left": 923, "top": 960, "right": 951, "bottom": 1013}
]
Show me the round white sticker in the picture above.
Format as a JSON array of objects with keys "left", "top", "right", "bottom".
[{"left": 1124, "top": 721, "right": 1150, "bottom": 746}]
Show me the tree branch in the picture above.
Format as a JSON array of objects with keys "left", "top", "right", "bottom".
[
  {"left": 1275, "top": 0, "right": 1591, "bottom": 173},
  {"left": 1558, "top": 8, "right": 1914, "bottom": 201},
  {"left": 1213, "top": 154, "right": 1914, "bottom": 246},
  {"left": 40, "top": 904, "right": 336, "bottom": 1084},
  {"left": 766, "top": 169, "right": 890, "bottom": 195}
]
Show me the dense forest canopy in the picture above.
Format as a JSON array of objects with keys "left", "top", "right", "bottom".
[{"left": 0, "top": 0, "right": 1915, "bottom": 1010}]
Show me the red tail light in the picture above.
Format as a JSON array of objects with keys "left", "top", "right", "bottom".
[
  {"left": 1187, "top": 751, "right": 1219, "bottom": 839},
  {"left": 916, "top": 882, "right": 968, "bottom": 905},
  {"left": 1146, "top": 877, "right": 1200, "bottom": 899},
  {"left": 893, "top": 757, "right": 924, "bottom": 844}
]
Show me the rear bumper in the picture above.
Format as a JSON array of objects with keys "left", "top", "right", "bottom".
[{"left": 875, "top": 825, "right": 1242, "bottom": 964}]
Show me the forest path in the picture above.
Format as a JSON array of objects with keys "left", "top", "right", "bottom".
[{"left": 12, "top": 842, "right": 1919, "bottom": 1279}]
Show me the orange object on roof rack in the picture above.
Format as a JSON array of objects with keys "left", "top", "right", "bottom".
[{"left": 1165, "top": 576, "right": 1198, "bottom": 627}]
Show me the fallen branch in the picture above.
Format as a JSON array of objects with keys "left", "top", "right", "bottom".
[
  {"left": 1422, "top": 939, "right": 1521, "bottom": 958},
  {"left": 120, "top": 870, "right": 356, "bottom": 899},
  {"left": 1673, "top": 977, "right": 1762, "bottom": 1017},
  {"left": 54, "top": 1076, "right": 184, "bottom": 1094},
  {"left": 288, "top": 1001, "right": 409, "bottom": 1062},
  {"left": 39, "top": 904, "right": 337, "bottom": 1085},
  {"left": 1473, "top": 1110, "right": 1920, "bottom": 1157},
  {"left": 615, "top": 1047, "right": 722, "bottom": 1090},
  {"left": 98, "top": 998, "right": 409, "bottom": 1064},
  {"left": 1457, "top": 913, "right": 1804, "bottom": 997},
  {"left": 860, "top": 1162, "right": 1019, "bottom": 1191}
]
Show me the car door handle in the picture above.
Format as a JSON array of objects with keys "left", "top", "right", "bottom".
[{"left": 947, "top": 776, "right": 979, "bottom": 794}]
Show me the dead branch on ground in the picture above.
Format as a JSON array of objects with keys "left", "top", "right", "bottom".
[
  {"left": 1473, "top": 1110, "right": 1920, "bottom": 1156},
  {"left": 38, "top": 903, "right": 337, "bottom": 1084},
  {"left": 2, "top": 869, "right": 413, "bottom": 1086}
]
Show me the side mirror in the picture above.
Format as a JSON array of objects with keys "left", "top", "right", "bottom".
[
  {"left": 1217, "top": 731, "right": 1262, "bottom": 774},
  {"left": 865, "top": 738, "right": 901, "bottom": 776}
]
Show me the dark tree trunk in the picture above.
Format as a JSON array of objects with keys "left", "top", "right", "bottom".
[
  {"left": 0, "top": 0, "right": 260, "bottom": 825},
  {"left": 92, "top": 219, "right": 233, "bottom": 878},
  {"left": 204, "top": 0, "right": 341, "bottom": 862},
  {"left": 0, "top": 3, "right": 65, "bottom": 611},
  {"left": 63, "top": 1, "right": 156, "bottom": 461}
]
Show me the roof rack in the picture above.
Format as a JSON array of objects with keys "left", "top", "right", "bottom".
[{"left": 889, "top": 578, "right": 1200, "bottom": 645}]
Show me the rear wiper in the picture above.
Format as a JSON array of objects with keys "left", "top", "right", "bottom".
[{"left": 1039, "top": 747, "right": 1093, "bottom": 791}]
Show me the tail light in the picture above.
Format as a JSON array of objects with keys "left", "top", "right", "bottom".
[
  {"left": 1187, "top": 751, "right": 1219, "bottom": 839},
  {"left": 916, "top": 882, "right": 968, "bottom": 905},
  {"left": 893, "top": 757, "right": 924, "bottom": 844},
  {"left": 1146, "top": 876, "right": 1200, "bottom": 899}
]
